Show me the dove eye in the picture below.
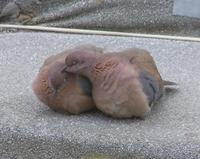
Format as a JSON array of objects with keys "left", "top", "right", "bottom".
[
  {"left": 72, "top": 60, "right": 78, "bottom": 65},
  {"left": 66, "top": 58, "right": 78, "bottom": 67}
]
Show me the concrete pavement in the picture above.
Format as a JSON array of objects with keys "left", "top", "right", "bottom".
[{"left": 0, "top": 32, "right": 200, "bottom": 158}]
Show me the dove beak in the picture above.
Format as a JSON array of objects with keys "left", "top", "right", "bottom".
[{"left": 61, "top": 66, "right": 67, "bottom": 73}]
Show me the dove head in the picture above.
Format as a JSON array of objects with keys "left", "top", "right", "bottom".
[
  {"left": 48, "top": 61, "right": 68, "bottom": 95},
  {"left": 63, "top": 49, "right": 99, "bottom": 77}
]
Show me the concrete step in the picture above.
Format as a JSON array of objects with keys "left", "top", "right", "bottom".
[{"left": 0, "top": 32, "right": 200, "bottom": 159}]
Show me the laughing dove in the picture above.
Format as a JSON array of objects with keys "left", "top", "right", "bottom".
[
  {"left": 32, "top": 45, "right": 103, "bottom": 114},
  {"left": 63, "top": 47, "right": 176, "bottom": 118},
  {"left": 113, "top": 48, "right": 176, "bottom": 106}
]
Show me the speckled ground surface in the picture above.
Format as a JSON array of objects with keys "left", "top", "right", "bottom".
[
  {"left": 1, "top": 0, "right": 200, "bottom": 36},
  {"left": 0, "top": 32, "right": 200, "bottom": 159}
]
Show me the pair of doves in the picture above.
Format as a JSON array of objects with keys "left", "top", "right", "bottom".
[{"left": 32, "top": 45, "right": 177, "bottom": 118}]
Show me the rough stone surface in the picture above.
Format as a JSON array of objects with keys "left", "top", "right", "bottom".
[
  {"left": 0, "top": 0, "right": 200, "bottom": 36},
  {"left": 0, "top": 32, "right": 200, "bottom": 159}
]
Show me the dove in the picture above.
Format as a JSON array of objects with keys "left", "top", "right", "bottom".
[
  {"left": 113, "top": 48, "right": 177, "bottom": 106},
  {"left": 0, "top": 0, "right": 41, "bottom": 23},
  {"left": 63, "top": 47, "right": 176, "bottom": 118},
  {"left": 32, "top": 45, "right": 103, "bottom": 114},
  {"left": 0, "top": 2, "right": 20, "bottom": 21}
]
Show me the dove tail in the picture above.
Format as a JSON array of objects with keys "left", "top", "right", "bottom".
[{"left": 162, "top": 80, "right": 177, "bottom": 86}]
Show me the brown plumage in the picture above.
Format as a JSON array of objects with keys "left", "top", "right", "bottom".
[
  {"left": 63, "top": 47, "right": 177, "bottom": 118},
  {"left": 113, "top": 48, "right": 177, "bottom": 106},
  {"left": 32, "top": 45, "right": 103, "bottom": 114}
]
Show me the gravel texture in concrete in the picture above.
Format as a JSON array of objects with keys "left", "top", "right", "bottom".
[
  {"left": 0, "top": 32, "right": 200, "bottom": 159},
  {"left": 1, "top": 0, "right": 200, "bottom": 36}
]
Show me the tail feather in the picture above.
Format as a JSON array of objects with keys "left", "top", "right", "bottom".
[
  {"left": 162, "top": 80, "right": 177, "bottom": 86},
  {"left": 162, "top": 80, "right": 178, "bottom": 90}
]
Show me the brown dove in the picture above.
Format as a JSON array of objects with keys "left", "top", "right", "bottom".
[
  {"left": 113, "top": 48, "right": 177, "bottom": 106},
  {"left": 32, "top": 45, "right": 103, "bottom": 114},
  {"left": 62, "top": 47, "right": 176, "bottom": 118}
]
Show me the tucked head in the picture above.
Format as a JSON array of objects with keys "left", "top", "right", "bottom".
[
  {"left": 48, "top": 61, "right": 68, "bottom": 95},
  {"left": 63, "top": 49, "right": 99, "bottom": 75}
]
